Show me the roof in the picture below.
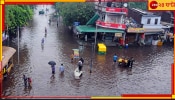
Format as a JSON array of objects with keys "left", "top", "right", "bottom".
[
  {"left": 131, "top": 8, "right": 160, "bottom": 17},
  {"left": 142, "top": 14, "right": 160, "bottom": 17},
  {"left": 131, "top": 8, "right": 154, "bottom": 15},
  {"left": 86, "top": 13, "right": 100, "bottom": 25},
  {"left": 161, "top": 21, "right": 174, "bottom": 27},
  {"left": 76, "top": 25, "right": 125, "bottom": 33},
  {"left": 2, "top": 46, "right": 16, "bottom": 68}
]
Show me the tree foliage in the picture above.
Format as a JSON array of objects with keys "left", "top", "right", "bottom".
[
  {"left": 128, "top": 2, "right": 147, "bottom": 10},
  {"left": 54, "top": 2, "right": 95, "bottom": 26},
  {"left": 5, "top": 5, "right": 34, "bottom": 30}
]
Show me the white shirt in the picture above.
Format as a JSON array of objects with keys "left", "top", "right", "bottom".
[
  {"left": 59, "top": 65, "right": 64, "bottom": 72},
  {"left": 78, "top": 60, "right": 82, "bottom": 66}
]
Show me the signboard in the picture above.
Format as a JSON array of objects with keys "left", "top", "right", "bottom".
[
  {"left": 115, "top": 33, "right": 122, "bottom": 37},
  {"left": 127, "top": 28, "right": 145, "bottom": 33},
  {"left": 106, "top": 7, "right": 128, "bottom": 14},
  {"left": 72, "top": 49, "right": 79, "bottom": 59}
]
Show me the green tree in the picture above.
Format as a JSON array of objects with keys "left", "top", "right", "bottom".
[
  {"left": 54, "top": 2, "right": 95, "bottom": 26},
  {"left": 5, "top": 5, "right": 34, "bottom": 34},
  {"left": 128, "top": 2, "right": 147, "bottom": 10}
]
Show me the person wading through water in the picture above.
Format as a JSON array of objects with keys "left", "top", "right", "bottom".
[
  {"left": 45, "top": 27, "right": 47, "bottom": 37},
  {"left": 78, "top": 59, "right": 83, "bottom": 72}
]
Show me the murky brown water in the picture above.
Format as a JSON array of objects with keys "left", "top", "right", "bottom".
[{"left": 2, "top": 5, "right": 173, "bottom": 97}]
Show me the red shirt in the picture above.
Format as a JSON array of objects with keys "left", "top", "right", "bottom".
[{"left": 141, "top": 33, "right": 145, "bottom": 39}]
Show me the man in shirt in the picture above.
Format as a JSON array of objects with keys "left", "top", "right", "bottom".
[
  {"left": 78, "top": 59, "right": 83, "bottom": 71},
  {"left": 59, "top": 64, "right": 64, "bottom": 74},
  {"left": 130, "top": 57, "right": 135, "bottom": 68},
  {"left": 113, "top": 53, "right": 118, "bottom": 65}
]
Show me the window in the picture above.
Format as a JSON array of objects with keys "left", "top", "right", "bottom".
[
  {"left": 147, "top": 19, "right": 151, "bottom": 24},
  {"left": 102, "top": 14, "right": 105, "bottom": 21},
  {"left": 155, "top": 19, "right": 158, "bottom": 24}
]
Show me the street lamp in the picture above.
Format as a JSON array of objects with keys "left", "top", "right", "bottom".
[
  {"left": 7, "top": 25, "right": 9, "bottom": 46},
  {"left": 79, "top": 43, "right": 84, "bottom": 58},
  {"left": 15, "top": 10, "right": 20, "bottom": 65},
  {"left": 17, "top": 26, "right": 19, "bottom": 64},
  {"left": 90, "top": 43, "right": 94, "bottom": 73},
  {"left": 16, "top": 24, "right": 20, "bottom": 65},
  {"left": 90, "top": 23, "right": 98, "bottom": 73},
  {"left": 94, "top": 24, "right": 98, "bottom": 51}
]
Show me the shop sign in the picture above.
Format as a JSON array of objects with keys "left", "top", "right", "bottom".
[
  {"left": 127, "top": 28, "right": 145, "bottom": 33},
  {"left": 115, "top": 33, "right": 122, "bottom": 37}
]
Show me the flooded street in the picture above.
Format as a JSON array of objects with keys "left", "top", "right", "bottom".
[{"left": 2, "top": 5, "right": 173, "bottom": 96}]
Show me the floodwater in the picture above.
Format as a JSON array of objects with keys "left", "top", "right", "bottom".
[{"left": 2, "top": 5, "right": 174, "bottom": 97}]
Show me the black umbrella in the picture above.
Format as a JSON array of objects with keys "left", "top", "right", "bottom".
[{"left": 48, "top": 61, "right": 56, "bottom": 66}]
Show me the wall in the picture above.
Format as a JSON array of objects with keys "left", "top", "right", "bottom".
[
  {"left": 143, "top": 25, "right": 163, "bottom": 29},
  {"left": 141, "top": 16, "right": 163, "bottom": 28},
  {"left": 141, "top": 16, "right": 161, "bottom": 25},
  {"left": 105, "top": 14, "right": 122, "bottom": 23}
]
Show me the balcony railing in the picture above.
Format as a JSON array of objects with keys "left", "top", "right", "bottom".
[
  {"left": 106, "top": 7, "right": 128, "bottom": 14},
  {"left": 95, "top": 4, "right": 128, "bottom": 14}
]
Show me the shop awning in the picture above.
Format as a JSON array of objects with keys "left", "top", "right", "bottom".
[
  {"left": 127, "top": 28, "right": 164, "bottom": 33},
  {"left": 2, "top": 46, "right": 16, "bottom": 68},
  {"left": 144, "top": 28, "right": 164, "bottom": 33},
  {"left": 86, "top": 13, "right": 100, "bottom": 25},
  {"left": 76, "top": 25, "right": 125, "bottom": 33}
]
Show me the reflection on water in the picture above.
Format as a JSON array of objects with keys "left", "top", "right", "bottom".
[
  {"left": 97, "top": 55, "right": 106, "bottom": 64},
  {"left": 2, "top": 5, "right": 173, "bottom": 96}
]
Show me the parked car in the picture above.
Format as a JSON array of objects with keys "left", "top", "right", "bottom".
[{"left": 39, "top": 9, "right": 44, "bottom": 15}]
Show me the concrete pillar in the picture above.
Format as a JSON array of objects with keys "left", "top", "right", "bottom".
[
  {"left": 0, "top": 61, "right": 2, "bottom": 97},
  {"left": 135, "top": 33, "right": 139, "bottom": 41},
  {"left": 123, "top": 32, "right": 126, "bottom": 46},
  {"left": 121, "top": 15, "right": 123, "bottom": 23},
  {"left": 85, "top": 34, "right": 87, "bottom": 42}
]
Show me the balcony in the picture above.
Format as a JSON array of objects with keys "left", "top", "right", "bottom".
[
  {"left": 96, "top": 20, "right": 126, "bottom": 30},
  {"left": 105, "top": 7, "right": 128, "bottom": 14},
  {"left": 95, "top": 4, "right": 128, "bottom": 15}
]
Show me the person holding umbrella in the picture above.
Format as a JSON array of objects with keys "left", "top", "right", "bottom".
[
  {"left": 48, "top": 61, "right": 56, "bottom": 74},
  {"left": 51, "top": 65, "right": 55, "bottom": 74}
]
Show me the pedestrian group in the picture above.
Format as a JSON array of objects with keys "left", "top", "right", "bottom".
[
  {"left": 113, "top": 53, "right": 135, "bottom": 68},
  {"left": 50, "top": 63, "right": 65, "bottom": 75},
  {"left": 23, "top": 74, "right": 32, "bottom": 88}
]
